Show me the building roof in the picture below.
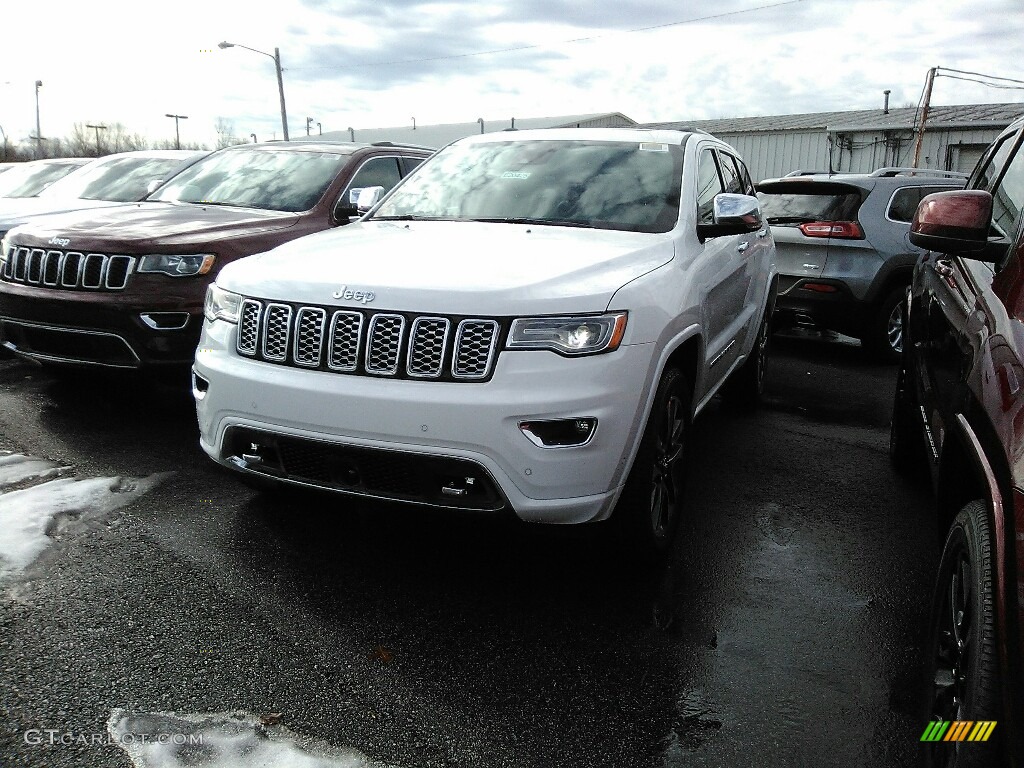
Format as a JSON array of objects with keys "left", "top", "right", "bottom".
[
  {"left": 319, "top": 113, "right": 636, "bottom": 148},
  {"left": 642, "top": 102, "right": 1024, "bottom": 135}
]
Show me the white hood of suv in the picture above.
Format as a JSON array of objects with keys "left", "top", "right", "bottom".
[{"left": 217, "top": 220, "right": 675, "bottom": 315}]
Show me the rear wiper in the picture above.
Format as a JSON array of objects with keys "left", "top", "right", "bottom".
[{"left": 469, "top": 217, "right": 596, "bottom": 228}]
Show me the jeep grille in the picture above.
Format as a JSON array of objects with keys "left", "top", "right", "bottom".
[
  {"left": 236, "top": 299, "right": 501, "bottom": 381},
  {"left": 1, "top": 245, "right": 134, "bottom": 291}
]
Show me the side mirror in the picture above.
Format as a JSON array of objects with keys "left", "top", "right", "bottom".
[
  {"left": 909, "top": 190, "right": 993, "bottom": 258},
  {"left": 697, "top": 193, "right": 763, "bottom": 241},
  {"left": 355, "top": 186, "right": 385, "bottom": 214}
]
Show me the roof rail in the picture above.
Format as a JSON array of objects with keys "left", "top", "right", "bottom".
[
  {"left": 370, "top": 141, "right": 435, "bottom": 151},
  {"left": 783, "top": 169, "right": 832, "bottom": 177},
  {"left": 869, "top": 166, "right": 969, "bottom": 179}
]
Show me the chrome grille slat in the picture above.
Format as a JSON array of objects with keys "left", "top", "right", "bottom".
[
  {"left": 453, "top": 319, "right": 499, "bottom": 379},
  {"left": 237, "top": 299, "right": 262, "bottom": 356},
  {"left": 407, "top": 317, "right": 449, "bottom": 378},
  {"left": 293, "top": 307, "right": 326, "bottom": 367},
  {"left": 262, "top": 303, "right": 292, "bottom": 362},
  {"left": 0, "top": 245, "right": 134, "bottom": 291},
  {"left": 243, "top": 302, "right": 500, "bottom": 382},
  {"left": 328, "top": 311, "right": 363, "bottom": 371},
  {"left": 366, "top": 314, "right": 405, "bottom": 375}
]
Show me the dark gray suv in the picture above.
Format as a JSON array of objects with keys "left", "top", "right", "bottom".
[{"left": 757, "top": 167, "right": 965, "bottom": 361}]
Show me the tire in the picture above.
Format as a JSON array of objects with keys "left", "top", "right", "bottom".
[
  {"left": 722, "top": 308, "right": 770, "bottom": 411},
  {"left": 862, "top": 288, "right": 906, "bottom": 363},
  {"left": 889, "top": 364, "right": 926, "bottom": 475},
  {"left": 614, "top": 367, "right": 691, "bottom": 561},
  {"left": 922, "top": 500, "right": 1002, "bottom": 768}
]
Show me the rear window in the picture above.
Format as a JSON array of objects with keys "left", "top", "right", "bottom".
[{"left": 756, "top": 182, "right": 863, "bottom": 225}]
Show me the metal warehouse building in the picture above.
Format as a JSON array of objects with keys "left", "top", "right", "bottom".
[{"left": 644, "top": 102, "right": 1024, "bottom": 181}]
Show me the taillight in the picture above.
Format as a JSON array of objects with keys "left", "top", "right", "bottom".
[{"left": 798, "top": 221, "right": 864, "bottom": 239}]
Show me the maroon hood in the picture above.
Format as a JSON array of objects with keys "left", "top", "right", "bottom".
[{"left": 8, "top": 202, "right": 302, "bottom": 252}]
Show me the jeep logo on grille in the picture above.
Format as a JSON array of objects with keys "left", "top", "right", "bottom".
[
  {"left": 332, "top": 285, "right": 375, "bottom": 303},
  {"left": 48, "top": 237, "right": 71, "bottom": 247}
]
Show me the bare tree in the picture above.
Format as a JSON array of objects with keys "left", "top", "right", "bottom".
[{"left": 214, "top": 117, "right": 244, "bottom": 149}]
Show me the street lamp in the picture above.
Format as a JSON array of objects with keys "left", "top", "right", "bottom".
[
  {"left": 165, "top": 113, "right": 188, "bottom": 149},
  {"left": 250, "top": 133, "right": 257, "bottom": 143},
  {"left": 218, "top": 41, "right": 289, "bottom": 141},
  {"left": 317, "top": 122, "right": 322, "bottom": 136},
  {"left": 34, "top": 80, "right": 43, "bottom": 158},
  {"left": 306, "top": 116, "right": 314, "bottom": 136},
  {"left": 85, "top": 123, "right": 107, "bottom": 155}
]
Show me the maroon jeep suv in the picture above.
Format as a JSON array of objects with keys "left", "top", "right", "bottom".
[
  {"left": 891, "top": 114, "right": 1024, "bottom": 767},
  {"left": 0, "top": 141, "right": 431, "bottom": 369}
]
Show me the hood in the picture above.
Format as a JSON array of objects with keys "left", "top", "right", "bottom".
[
  {"left": 0, "top": 197, "right": 125, "bottom": 233},
  {"left": 7, "top": 202, "right": 301, "bottom": 251},
  {"left": 217, "top": 220, "right": 675, "bottom": 316}
]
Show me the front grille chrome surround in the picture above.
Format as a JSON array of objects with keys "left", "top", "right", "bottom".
[
  {"left": 0, "top": 243, "right": 134, "bottom": 291},
  {"left": 234, "top": 298, "right": 502, "bottom": 382}
]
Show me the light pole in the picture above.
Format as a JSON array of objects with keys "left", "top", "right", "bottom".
[
  {"left": 218, "top": 41, "right": 289, "bottom": 141},
  {"left": 317, "top": 122, "right": 321, "bottom": 136},
  {"left": 85, "top": 123, "right": 107, "bottom": 155},
  {"left": 250, "top": 133, "right": 257, "bottom": 143},
  {"left": 165, "top": 113, "right": 188, "bottom": 149},
  {"left": 306, "top": 116, "right": 314, "bottom": 136},
  {"left": 34, "top": 80, "right": 43, "bottom": 158}
]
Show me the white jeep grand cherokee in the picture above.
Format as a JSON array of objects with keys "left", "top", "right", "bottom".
[{"left": 193, "top": 128, "right": 776, "bottom": 556}]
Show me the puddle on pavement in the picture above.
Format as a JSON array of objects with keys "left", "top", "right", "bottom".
[
  {"left": 0, "top": 450, "right": 170, "bottom": 580},
  {"left": 108, "top": 710, "right": 396, "bottom": 768}
]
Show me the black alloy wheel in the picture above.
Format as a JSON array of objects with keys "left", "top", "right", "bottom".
[
  {"left": 923, "top": 500, "right": 1001, "bottom": 768},
  {"left": 722, "top": 310, "right": 770, "bottom": 410},
  {"left": 616, "top": 367, "right": 691, "bottom": 560}
]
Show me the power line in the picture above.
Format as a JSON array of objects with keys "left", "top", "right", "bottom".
[
  {"left": 291, "top": 0, "right": 806, "bottom": 71},
  {"left": 937, "top": 67, "right": 1024, "bottom": 87},
  {"left": 936, "top": 72, "right": 1024, "bottom": 91}
]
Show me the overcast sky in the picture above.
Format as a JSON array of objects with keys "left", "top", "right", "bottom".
[{"left": 4, "top": 0, "right": 1023, "bottom": 149}]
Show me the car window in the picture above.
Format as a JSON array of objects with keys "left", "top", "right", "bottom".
[
  {"left": 970, "top": 132, "right": 1016, "bottom": 191},
  {"left": 345, "top": 157, "right": 402, "bottom": 197},
  {"left": 41, "top": 156, "right": 194, "bottom": 203},
  {"left": 150, "top": 148, "right": 350, "bottom": 212},
  {"left": 887, "top": 186, "right": 958, "bottom": 223},
  {"left": 373, "top": 139, "right": 684, "bottom": 234},
  {"left": 402, "top": 156, "right": 425, "bottom": 175},
  {"left": 756, "top": 182, "right": 862, "bottom": 225},
  {"left": 718, "top": 153, "right": 744, "bottom": 195},
  {"left": 989, "top": 140, "right": 1024, "bottom": 240},
  {"left": 697, "top": 149, "right": 724, "bottom": 225},
  {"left": 0, "top": 161, "right": 85, "bottom": 198}
]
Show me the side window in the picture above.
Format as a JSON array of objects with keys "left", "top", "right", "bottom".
[
  {"left": 696, "top": 149, "right": 724, "bottom": 225},
  {"left": 336, "top": 157, "right": 403, "bottom": 220},
  {"left": 887, "top": 186, "right": 951, "bottom": 223},
  {"left": 989, "top": 140, "right": 1024, "bottom": 240},
  {"left": 735, "top": 157, "right": 755, "bottom": 196},
  {"left": 401, "top": 156, "right": 425, "bottom": 175},
  {"left": 718, "top": 153, "right": 744, "bottom": 195},
  {"left": 970, "top": 133, "right": 1016, "bottom": 191}
]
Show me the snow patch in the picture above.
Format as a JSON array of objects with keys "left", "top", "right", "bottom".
[
  {"left": 107, "top": 710, "right": 395, "bottom": 768},
  {"left": 0, "top": 469, "right": 171, "bottom": 578},
  {"left": 0, "top": 452, "right": 70, "bottom": 489}
]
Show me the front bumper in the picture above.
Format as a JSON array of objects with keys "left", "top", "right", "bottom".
[
  {"left": 0, "top": 280, "right": 203, "bottom": 368},
  {"left": 193, "top": 317, "right": 658, "bottom": 524}
]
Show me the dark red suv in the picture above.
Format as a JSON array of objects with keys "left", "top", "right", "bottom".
[
  {"left": 891, "top": 114, "right": 1024, "bottom": 766},
  {"left": 0, "top": 141, "right": 431, "bottom": 370}
]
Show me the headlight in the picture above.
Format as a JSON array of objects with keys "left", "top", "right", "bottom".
[
  {"left": 138, "top": 253, "right": 215, "bottom": 277},
  {"left": 507, "top": 313, "right": 627, "bottom": 355},
  {"left": 204, "top": 284, "right": 241, "bottom": 324}
]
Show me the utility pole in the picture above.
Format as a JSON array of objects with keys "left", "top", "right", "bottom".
[
  {"left": 306, "top": 117, "right": 314, "bottom": 136},
  {"left": 34, "top": 80, "right": 43, "bottom": 159},
  {"left": 86, "top": 123, "right": 107, "bottom": 155},
  {"left": 274, "top": 48, "right": 289, "bottom": 141},
  {"left": 912, "top": 67, "right": 936, "bottom": 169},
  {"left": 165, "top": 113, "right": 188, "bottom": 149}
]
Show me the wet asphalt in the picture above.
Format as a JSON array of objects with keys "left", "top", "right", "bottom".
[{"left": 0, "top": 331, "right": 939, "bottom": 768}]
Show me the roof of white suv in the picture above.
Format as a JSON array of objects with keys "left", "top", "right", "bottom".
[{"left": 449, "top": 127, "right": 709, "bottom": 147}]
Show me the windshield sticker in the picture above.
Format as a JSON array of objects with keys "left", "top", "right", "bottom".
[
  {"left": 500, "top": 171, "right": 531, "bottom": 179},
  {"left": 639, "top": 143, "right": 669, "bottom": 152}
]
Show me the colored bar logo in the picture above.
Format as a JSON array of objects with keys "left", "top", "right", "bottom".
[{"left": 921, "top": 721, "right": 997, "bottom": 742}]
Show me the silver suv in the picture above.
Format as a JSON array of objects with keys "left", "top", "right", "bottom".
[
  {"left": 757, "top": 167, "right": 965, "bottom": 361},
  {"left": 192, "top": 128, "right": 776, "bottom": 558}
]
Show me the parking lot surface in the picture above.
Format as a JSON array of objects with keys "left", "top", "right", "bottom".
[{"left": 0, "top": 333, "right": 937, "bottom": 767}]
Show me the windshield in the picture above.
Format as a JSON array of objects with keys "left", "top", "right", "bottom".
[
  {"left": 0, "top": 160, "right": 87, "bottom": 198},
  {"left": 149, "top": 148, "right": 350, "bottom": 212},
  {"left": 40, "top": 156, "right": 197, "bottom": 203},
  {"left": 372, "top": 139, "right": 683, "bottom": 233}
]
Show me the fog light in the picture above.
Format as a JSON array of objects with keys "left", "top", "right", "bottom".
[{"left": 519, "top": 418, "right": 597, "bottom": 448}]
